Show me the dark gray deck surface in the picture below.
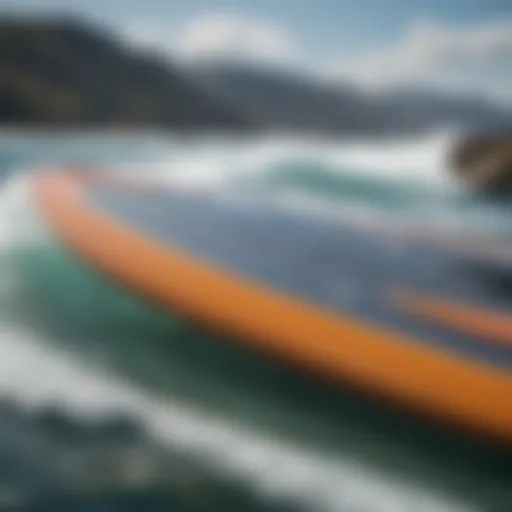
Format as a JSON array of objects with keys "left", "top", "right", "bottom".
[{"left": 88, "top": 186, "right": 512, "bottom": 370}]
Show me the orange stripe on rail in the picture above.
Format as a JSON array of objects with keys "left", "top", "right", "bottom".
[
  {"left": 32, "top": 170, "right": 512, "bottom": 445},
  {"left": 392, "top": 290, "right": 512, "bottom": 347}
]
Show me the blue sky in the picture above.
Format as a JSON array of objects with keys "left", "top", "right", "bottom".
[
  {"left": 3, "top": 0, "right": 509, "bottom": 54},
  {"left": 2, "top": 0, "right": 512, "bottom": 101}
]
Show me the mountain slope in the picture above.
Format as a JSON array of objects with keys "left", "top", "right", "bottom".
[
  {"left": 0, "top": 17, "right": 254, "bottom": 130},
  {"left": 192, "top": 63, "right": 379, "bottom": 135},
  {"left": 192, "top": 63, "right": 512, "bottom": 135}
]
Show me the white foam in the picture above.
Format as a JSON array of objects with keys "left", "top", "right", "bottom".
[
  {"left": 0, "top": 325, "right": 472, "bottom": 512},
  {"left": 0, "top": 135, "right": 478, "bottom": 512},
  {"left": 127, "top": 130, "right": 458, "bottom": 192},
  {"left": 0, "top": 171, "right": 48, "bottom": 249}
]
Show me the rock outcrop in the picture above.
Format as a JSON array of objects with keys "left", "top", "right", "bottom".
[{"left": 450, "top": 133, "right": 512, "bottom": 195}]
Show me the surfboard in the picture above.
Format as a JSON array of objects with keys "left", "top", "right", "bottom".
[{"left": 32, "top": 169, "right": 512, "bottom": 445}]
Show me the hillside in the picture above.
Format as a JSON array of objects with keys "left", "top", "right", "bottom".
[
  {"left": 0, "top": 17, "right": 253, "bottom": 130},
  {"left": 192, "top": 63, "right": 512, "bottom": 136},
  {"left": 1, "top": 17, "right": 510, "bottom": 136},
  {"left": 192, "top": 63, "right": 380, "bottom": 135}
]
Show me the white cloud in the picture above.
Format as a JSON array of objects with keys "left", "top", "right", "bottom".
[
  {"left": 177, "top": 13, "right": 294, "bottom": 62},
  {"left": 125, "top": 13, "right": 295, "bottom": 64},
  {"left": 326, "top": 17, "right": 512, "bottom": 99}
]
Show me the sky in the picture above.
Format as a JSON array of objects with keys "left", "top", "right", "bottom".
[{"left": 2, "top": 0, "right": 512, "bottom": 102}]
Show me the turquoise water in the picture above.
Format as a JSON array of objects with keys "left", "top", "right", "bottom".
[{"left": 0, "top": 132, "right": 511, "bottom": 511}]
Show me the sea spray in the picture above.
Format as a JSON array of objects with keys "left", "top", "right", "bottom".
[{"left": 0, "top": 132, "right": 505, "bottom": 511}]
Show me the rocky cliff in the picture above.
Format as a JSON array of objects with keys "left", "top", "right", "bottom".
[{"left": 450, "top": 133, "right": 512, "bottom": 195}]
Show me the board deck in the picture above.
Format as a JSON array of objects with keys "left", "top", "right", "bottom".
[{"left": 32, "top": 170, "right": 512, "bottom": 444}]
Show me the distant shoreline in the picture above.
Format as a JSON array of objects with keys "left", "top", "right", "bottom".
[
  {"left": 0, "top": 126, "right": 252, "bottom": 139},
  {"left": 0, "top": 125, "right": 454, "bottom": 145}
]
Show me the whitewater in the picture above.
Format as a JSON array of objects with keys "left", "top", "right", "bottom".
[{"left": 0, "top": 130, "right": 504, "bottom": 511}]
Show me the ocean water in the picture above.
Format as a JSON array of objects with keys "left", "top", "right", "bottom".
[{"left": 0, "top": 131, "right": 510, "bottom": 511}]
